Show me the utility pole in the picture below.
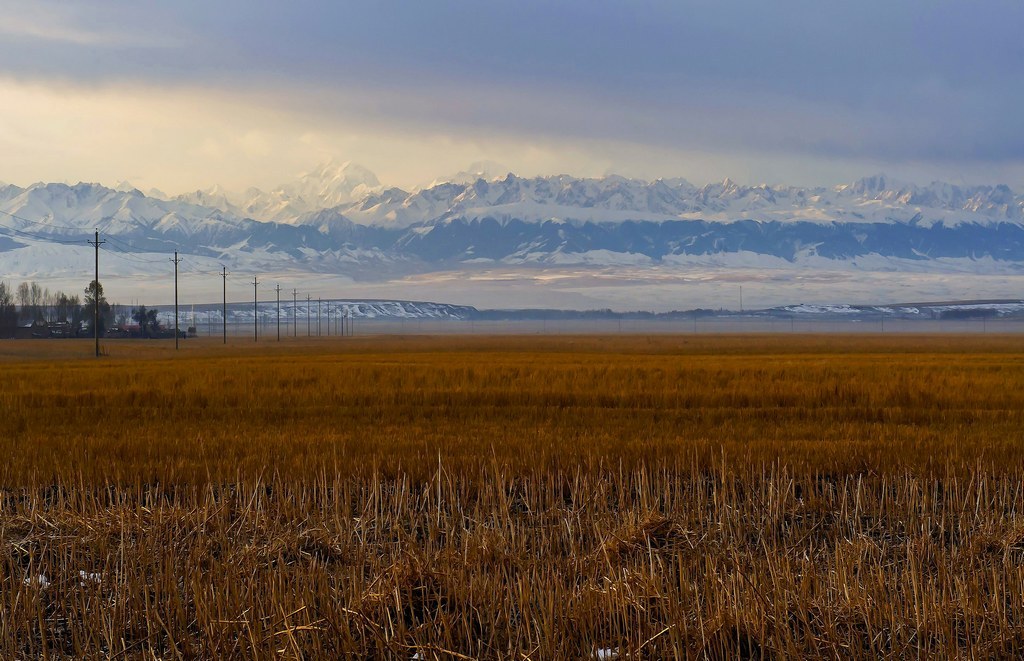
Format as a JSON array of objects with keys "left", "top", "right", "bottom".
[
  {"left": 222, "top": 266, "right": 228, "bottom": 344},
  {"left": 88, "top": 230, "right": 105, "bottom": 358},
  {"left": 276, "top": 284, "right": 281, "bottom": 341},
  {"left": 292, "top": 289, "right": 298, "bottom": 337},
  {"left": 306, "top": 294, "right": 311, "bottom": 337},
  {"left": 318, "top": 297, "right": 321, "bottom": 336},
  {"left": 171, "top": 251, "right": 182, "bottom": 350},
  {"left": 252, "top": 277, "right": 259, "bottom": 342}
]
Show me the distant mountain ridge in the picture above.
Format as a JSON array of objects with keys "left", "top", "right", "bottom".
[
  {"left": 172, "top": 161, "right": 384, "bottom": 224},
  {"left": 1, "top": 168, "right": 1023, "bottom": 284},
  {"left": 141, "top": 165, "right": 1024, "bottom": 227},
  {"left": 232, "top": 168, "right": 1024, "bottom": 227}
]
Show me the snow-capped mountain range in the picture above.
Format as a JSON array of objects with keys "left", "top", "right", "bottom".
[
  {"left": 1, "top": 163, "right": 1023, "bottom": 310},
  {"left": 165, "top": 167, "right": 1024, "bottom": 227},
  {"left": 174, "top": 161, "right": 383, "bottom": 223}
]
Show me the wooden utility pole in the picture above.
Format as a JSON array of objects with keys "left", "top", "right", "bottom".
[
  {"left": 88, "top": 230, "right": 105, "bottom": 357},
  {"left": 276, "top": 284, "right": 281, "bottom": 341},
  {"left": 171, "top": 251, "right": 182, "bottom": 350},
  {"left": 253, "top": 277, "right": 259, "bottom": 342},
  {"left": 318, "top": 297, "right": 321, "bottom": 336},
  {"left": 222, "top": 266, "right": 228, "bottom": 344}
]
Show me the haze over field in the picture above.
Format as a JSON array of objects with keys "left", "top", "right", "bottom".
[{"left": 1, "top": 1, "right": 1022, "bottom": 310}]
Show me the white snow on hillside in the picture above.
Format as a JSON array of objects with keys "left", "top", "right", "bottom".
[
  {"left": 122, "top": 165, "right": 1024, "bottom": 228},
  {"left": 170, "top": 160, "right": 384, "bottom": 223},
  {"left": 330, "top": 173, "right": 1024, "bottom": 228},
  {"left": 2, "top": 166, "right": 1023, "bottom": 311}
]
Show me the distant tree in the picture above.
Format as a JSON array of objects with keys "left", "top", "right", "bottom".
[
  {"left": 29, "top": 282, "right": 43, "bottom": 321},
  {"left": 0, "top": 281, "right": 17, "bottom": 337},
  {"left": 68, "top": 295, "right": 84, "bottom": 335},
  {"left": 50, "top": 291, "right": 84, "bottom": 332},
  {"left": 42, "top": 288, "right": 55, "bottom": 322},
  {"left": 43, "top": 289, "right": 53, "bottom": 322},
  {"left": 84, "top": 280, "right": 111, "bottom": 336},
  {"left": 131, "top": 305, "right": 161, "bottom": 338},
  {"left": 54, "top": 292, "right": 74, "bottom": 323},
  {"left": 112, "top": 304, "right": 129, "bottom": 327},
  {"left": 16, "top": 281, "right": 30, "bottom": 323}
]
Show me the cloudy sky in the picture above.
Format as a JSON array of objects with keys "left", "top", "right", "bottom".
[{"left": 1, "top": 0, "right": 1022, "bottom": 193}]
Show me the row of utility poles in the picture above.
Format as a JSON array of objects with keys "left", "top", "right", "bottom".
[
  {"left": 205, "top": 269, "right": 356, "bottom": 345},
  {"left": 90, "top": 232, "right": 356, "bottom": 358},
  {"left": 249, "top": 278, "right": 353, "bottom": 342}
]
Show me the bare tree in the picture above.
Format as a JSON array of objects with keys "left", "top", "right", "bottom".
[
  {"left": 84, "top": 280, "right": 111, "bottom": 336},
  {"left": 16, "top": 282, "right": 30, "bottom": 323},
  {"left": 42, "top": 288, "right": 54, "bottom": 322},
  {"left": 54, "top": 292, "right": 77, "bottom": 324},
  {"left": 0, "top": 281, "right": 17, "bottom": 337},
  {"left": 29, "top": 282, "right": 43, "bottom": 322}
]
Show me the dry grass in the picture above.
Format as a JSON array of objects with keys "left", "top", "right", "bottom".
[{"left": 1, "top": 334, "right": 1023, "bottom": 658}]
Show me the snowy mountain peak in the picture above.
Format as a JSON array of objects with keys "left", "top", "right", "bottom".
[
  {"left": 845, "top": 173, "right": 918, "bottom": 200},
  {"left": 433, "top": 160, "right": 511, "bottom": 187},
  {"left": 219, "top": 160, "right": 385, "bottom": 223},
  {"left": 332, "top": 172, "right": 1024, "bottom": 227},
  {"left": 114, "top": 180, "right": 140, "bottom": 194},
  {"left": 287, "top": 161, "right": 381, "bottom": 201},
  {"left": 161, "top": 161, "right": 387, "bottom": 224}
]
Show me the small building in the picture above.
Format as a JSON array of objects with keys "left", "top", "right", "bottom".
[
  {"left": 47, "top": 321, "right": 73, "bottom": 338},
  {"left": 14, "top": 320, "right": 49, "bottom": 339}
]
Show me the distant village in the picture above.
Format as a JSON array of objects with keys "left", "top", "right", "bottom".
[{"left": 0, "top": 279, "right": 188, "bottom": 340}]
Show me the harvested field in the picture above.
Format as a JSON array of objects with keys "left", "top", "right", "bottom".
[{"left": 1, "top": 335, "right": 1023, "bottom": 658}]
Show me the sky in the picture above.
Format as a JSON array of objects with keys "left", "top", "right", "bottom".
[{"left": 1, "top": 0, "right": 1022, "bottom": 194}]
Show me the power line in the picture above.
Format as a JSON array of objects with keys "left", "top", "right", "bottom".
[
  {"left": 222, "top": 267, "right": 228, "bottom": 344},
  {"left": 101, "top": 234, "right": 144, "bottom": 251},
  {"left": 276, "top": 284, "right": 281, "bottom": 342},
  {"left": 171, "top": 252, "right": 182, "bottom": 350},
  {"left": 0, "top": 223, "right": 89, "bottom": 245},
  {"left": 0, "top": 206, "right": 84, "bottom": 232},
  {"left": 88, "top": 231, "right": 105, "bottom": 358},
  {"left": 178, "top": 259, "right": 224, "bottom": 276},
  {"left": 99, "top": 245, "right": 170, "bottom": 266},
  {"left": 252, "top": 277, "right": 259, "bottom": 343},
  {"left": 102, "top": 236, "right": 175, "bottom": 260}
]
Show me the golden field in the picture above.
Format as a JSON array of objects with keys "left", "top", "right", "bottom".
[{"left": 1, "top": 334, "right": 1023, "bottom": 658}]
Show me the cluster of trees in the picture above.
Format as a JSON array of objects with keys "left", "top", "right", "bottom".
[
  {"left": 0, "top": 281, "right": 85, "bottom": 327},
  {"left": 0, "top": 279, "right": 116, "bottom": 338},
  {"left": 0, "top": 281, "right": 17, "bottom": 336},
  {"left": 0, "top": 278, "right": 175, "bottom": 340},
  {"left": 130, "top": 305, "right": 162, "bottom": 338}
]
